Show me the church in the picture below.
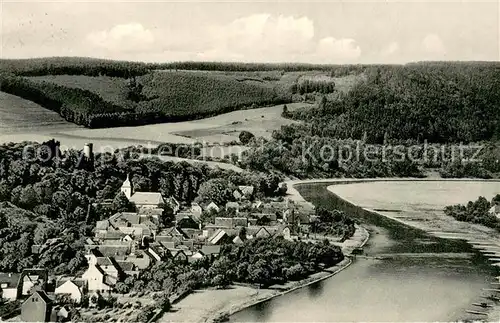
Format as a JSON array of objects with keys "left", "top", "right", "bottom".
[{"left": 121, "top": 175, "right": 165, "bottom": 209}]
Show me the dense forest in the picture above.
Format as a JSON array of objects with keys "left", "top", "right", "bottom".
[{"left": 285, "top": 64, "right": 500, "bottom": 144}]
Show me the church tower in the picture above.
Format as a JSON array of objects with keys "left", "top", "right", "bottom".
[{"left": 121, "top": 174, "right": 132, "bottom": 199}]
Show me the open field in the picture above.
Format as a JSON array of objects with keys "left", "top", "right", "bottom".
[
  {"left": 0, "top": 91, "right": 78, "bottom": 135},
  {"left": 34, "top": 102, "right": 313, "bottom": 149}
]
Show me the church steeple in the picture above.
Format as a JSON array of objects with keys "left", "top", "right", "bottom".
[{"left": 121, "top": 174, "right": 132, "bottom": 199}]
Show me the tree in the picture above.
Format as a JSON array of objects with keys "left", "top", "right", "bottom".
[
  {"left": 112, "top": 191, "right": 134, "bottom": 212},
  {"left": 239, "top": 131, "right": 255, "bottom": 145},
  {"left": 282, "top": 104, "right": 289, "bottom": 117},
  {"left": 114, "top": 282, "right": 130, "bottom": 294},
  {"left": 161, "top": 205, "right": 175, "bottom": 227},
  {"left": 195, "top": 179, "right": 232, "bottom": 205},
  {"left": 211, "top": 274, "right": 230, "bottom": 289}
]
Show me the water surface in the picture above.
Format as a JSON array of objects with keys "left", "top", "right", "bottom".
[{"left": 231, "top": 181, "right": 497, "bottom": 322}]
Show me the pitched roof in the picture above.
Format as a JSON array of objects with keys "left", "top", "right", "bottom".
[
  {"left": 0, "top": 273, "right": 20, "bottom": 288},
  {"left": 206, "top": 202, "right": 220, "bottom": 211},
  {"left": 208, "top": 230, "right": 227, "bottom": 245},
  {"left": 26, "top": 290, "right": 52, "bottom": 305},
  {"left": 116, "top": 261, "right": 135, "bottom": 272},
  {"left": 238, "top": 186, "right": 254, "bottom": 196},
  {"left": 121, "top": 175, "right": 131, "bottom": 188},
  {"left": 96, "top": 257, "right": 114, "bottom": 267},
  {"left": 95, "top": 220, "right": 110, "bottom": 230},
  {"left": 96, "top": 230, "right": 126, "bottom": 240},
  {"left": 201, "top": 245, "right": 222, "bottom": 255},
  {"left": 97, "top": 245, "right": 130, "bottom": 257},
  {"left": 130, "top": 192, "right": 164, "bottom": 206}
]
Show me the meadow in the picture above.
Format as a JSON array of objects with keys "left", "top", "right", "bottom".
[{"left": 0, "top": 91, "right": 78, "bottom": 135}]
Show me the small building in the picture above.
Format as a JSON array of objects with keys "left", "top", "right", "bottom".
[
  {"left": 205, "top": 202, "right": 220, "bottom": 213},
  {"left": 225, "top": 202, "right": 240, "bottom": 214},
  {"left": 165, "top": 196, "right": 181, "bottom": 214},
  {"left": 238, "top": 186, "right": 254, "bottom": 199},
  {"left": 191, "top": 203, "right": 203, "bottom": 220},
  {"left": 233, "top": 190, "right": 243, "bottom": 201},
  {"left": 21, "top": 290, "right": 54, "bottom": 323},
  {"left": 54, "top": 279, "right": 86, "bottom": 304},
  {"left": 173, "top": 250, "right": 188, "bottom": 263},
  {"left": 18, "top": 268, "right": 48, "bottom": 299},
  {"left": 0, "top": 273, "right": 20, "bottom": 301}
]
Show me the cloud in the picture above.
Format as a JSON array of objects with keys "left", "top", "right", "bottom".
[
  {"left": 314, "top": 37, "right": 361, "bottom": 62},
  {"left": 422, "top": 33, "right": 446, "bottom": 56},
  {"left": 381, "top": 41, "right": 400, "bottom": 56},
  {"left": 86, "top": 23, "right": 155, "bottom": 53},
  {"left": 198, "top": 14, "right": 360, "bottom": 63}
]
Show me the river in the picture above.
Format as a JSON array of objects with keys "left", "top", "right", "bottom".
[{"left": 231, "top": 182, "right": 499, "bottom": 322}]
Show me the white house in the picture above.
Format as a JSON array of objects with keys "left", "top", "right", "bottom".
[
  {"left": 82, "top": 264, "right": 113, "bottom": 293},
  {"left": 54, "top": 280, "right": 85, "bottom": 303},
  {"left": 121, "top": 175, "right": 165, "bottom": 209},
  {"left": 0, "top": 273, "right": 19, "bottom": 301}
]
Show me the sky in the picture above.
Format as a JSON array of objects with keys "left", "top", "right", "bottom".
[{"left": 1, "top": 0, "right": 499, "bottom": 64}]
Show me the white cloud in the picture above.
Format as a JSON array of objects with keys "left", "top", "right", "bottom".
[
  {"left": 86, "top": 23, "right": 155, "bottom": 53},
  {"left": 422, "top": 33, "right": 446, "bottom": 56},
  {"left": 199, "top": 14, "right": 360, "bottom": 63},
  {"left": 381, "top": 41, "right": 400, "bottom": 56},
  {"left": 314, "top": 37, "right": 361, "bottom": 62}
]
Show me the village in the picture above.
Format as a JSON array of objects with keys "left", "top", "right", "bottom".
[{"left": 0, "top": 171, "right": 318, "bottom": 322}]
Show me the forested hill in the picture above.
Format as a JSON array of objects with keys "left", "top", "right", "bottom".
[
  {"left": 286, "top": 63, "right": 500, "bottom": 143},
  {"left": 1, "top": 57, "right": 500, "bottom": 140}
]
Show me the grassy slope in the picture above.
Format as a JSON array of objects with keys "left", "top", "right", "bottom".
[{"left": 0, "top": 91, "right": 77, "bottom": 134}]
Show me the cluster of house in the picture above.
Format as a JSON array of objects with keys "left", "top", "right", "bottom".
[
  {"left": 0, "top": 175, "right": 315, "bottom": 322},
  {"left": 0, "top": 269, "right": 75, "bottom": 322}
]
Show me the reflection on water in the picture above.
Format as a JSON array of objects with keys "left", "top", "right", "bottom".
[{"left": 231, "top": 182, "right": 497, "bottom": 322}]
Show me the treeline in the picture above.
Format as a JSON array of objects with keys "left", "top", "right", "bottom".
[
  {"left": 312, "top": 207, "right": 356, "bottom": 241},
  {"left": 444, "top": 195, "right": 500, "bottom": 229},
  {"left": 291, "top": 79, "right": 336, "bottom": 94},
  {"left": 238, "top": 131, "right": 425, "bottom": 179},
  {"left": 0, "top": 57, "right": 394, "bottom": 76},
  {"left": 286, "top": 64, "right": 500, "bottom": 143},
  {"left": 0, "top": 57, "right": 149, "bottom": 77},
  {"left": 115, "top": 236, "right": 344, "bottom": 302}
]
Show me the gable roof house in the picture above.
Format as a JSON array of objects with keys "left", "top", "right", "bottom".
[
  {"left": 238, "top": 186, "right": 255, "bottom": 199},
  {"left": 0, "top": 273, "right": 20, "bottom": 301},
  {"left": 191, "top": 203, "right": 203, "bottom": 220},
  {"left": 17, "top": 269, "right": 49, "bottom": 299},
  {"left": 21, "top": 290, "right": 55, "bottom": 323},
  {"left": 54, "top": 279, "right": 86, "bottom": 303},
  {"left": 121, "top": 175, "right": 165, "bottom": 209}
]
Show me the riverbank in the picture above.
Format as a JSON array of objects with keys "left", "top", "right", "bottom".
[{"left": 158, "top": 224, "right": 369, "bottom": 323}]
